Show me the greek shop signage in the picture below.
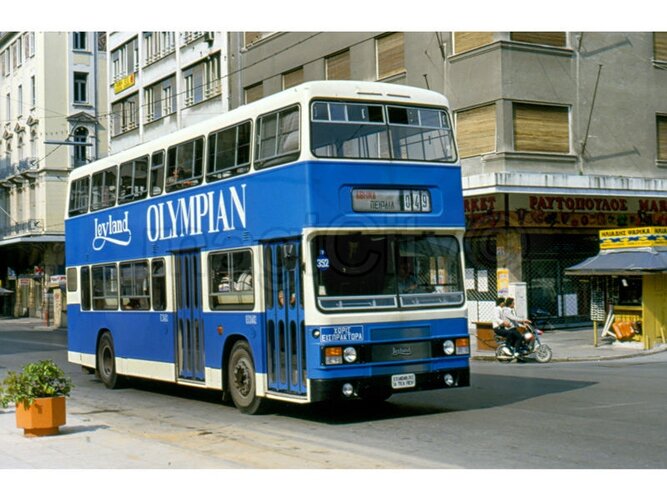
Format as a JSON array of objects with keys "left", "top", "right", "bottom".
[
  {"left": 465, "top": 194, "right": 667, "bottom": 230},
  {"left": 320, "top": 325, "right": 365, "bottom": 343}
]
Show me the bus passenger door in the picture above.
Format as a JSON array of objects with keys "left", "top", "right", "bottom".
[
  {"left": 174, "top": 250, "right": 205, "bottom": 382},
  {"left": 264, "top": 241, "right": 307, "bottom": 396}
]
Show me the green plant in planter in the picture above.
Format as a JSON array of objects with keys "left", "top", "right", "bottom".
[{"left": 0, "top": 360, "right": 73, "bottom": 409}]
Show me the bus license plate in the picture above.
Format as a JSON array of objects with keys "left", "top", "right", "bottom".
[{"left": 391, "top": 373, "right": 416, "bottom": 389}]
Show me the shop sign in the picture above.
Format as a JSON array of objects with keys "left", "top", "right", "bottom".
[
  {"left": 497, "top": 268, "right": 509, "bottom": 295},
  {"left": 114, "top": 73, "right": 136, "bottom": 94},
  {"left": 599, "top": 226, "right": 667, "bottom": 249},
  {"left": 465, "top": 194, "right": 667, "bottom": 230}
]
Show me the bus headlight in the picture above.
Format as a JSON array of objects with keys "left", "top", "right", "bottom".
[
  {"left": 443, "top": 340, "right": 455, "bottom": 355},
  {"left": 343, "top": 346, "right": 358, "bottom": 363}
]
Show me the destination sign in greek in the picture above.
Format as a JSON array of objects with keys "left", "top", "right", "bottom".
[
  {"left": 352, "top": 188, "right": 431, "bottom": 213},
  {"left": 319, "top": 325, "right": 365, "bottom": 343}
]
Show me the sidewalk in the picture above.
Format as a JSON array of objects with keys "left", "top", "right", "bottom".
[{"left": 470, "top": 325, "right": 667, "bottom": 362}]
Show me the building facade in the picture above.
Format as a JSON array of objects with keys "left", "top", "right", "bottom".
[
  {"left": 107, "top": 31, "right": 228, "bottom": 153},
  {"left": 0, "top": 31, "right": 107, "bottom": 318},
  {"left": 227, "top": 31, "right": 667, "bottom": 327}
]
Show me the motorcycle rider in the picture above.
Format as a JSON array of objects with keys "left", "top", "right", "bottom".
[
  {"left": 492, "top": 297, "right": 523, "bottom": 356},
  {"left": 502, "top": 297, "right": 532, "bottom": 354}
]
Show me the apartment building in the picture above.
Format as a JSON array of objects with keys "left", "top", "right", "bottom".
[
  {"left": 228, "top": 32, "right": 667, "bottom": 326},
  {"left": 0, "top": 31, "right": 107, "bottom": 318},
  {"left": 107, "top": 31, "right": 228, "bottom": 153}
]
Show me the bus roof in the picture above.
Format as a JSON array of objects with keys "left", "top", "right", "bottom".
[{"left": 69, "top": 80, "right": 452, "bottom": 182}]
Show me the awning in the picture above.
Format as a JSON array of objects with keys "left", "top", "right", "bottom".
[{"left": 565, "top": 248, "right": 667, "bottom": 275}]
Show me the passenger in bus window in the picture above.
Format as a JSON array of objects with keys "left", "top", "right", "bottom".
[
  {"left": 398, "top": 258, "right": 418, "bottom": 293},
  {"left": 235, "top": 271, "right": 253, "bottom": 291},
  {"left": 217, "top": 275, "right": 231, "bottom": 293},
  {"left": 167, "top": 167, "right": 181, "bottom": 185}
]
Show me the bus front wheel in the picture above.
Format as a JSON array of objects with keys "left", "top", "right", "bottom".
[
  {"left": 97, "top": 332, "right": 122, "bottom": 389},
  {"left": 227, "top": 341, "right": 268, "bottom": 415}
]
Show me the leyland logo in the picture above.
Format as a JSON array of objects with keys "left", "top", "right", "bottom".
[{"left": 93, "top": 211, "right": 132, "bottom": 251}]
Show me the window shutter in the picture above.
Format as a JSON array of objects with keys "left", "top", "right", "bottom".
[
  {"left": 455, "top": 104, "right": 496, "bottom": 158},
  {"left": 453, "top": 32, "right": 494, "bottom": 54},
  {"left": 513, "top": 103, "right": 570, "bottom": 154},
  {"left": 326, "top": 50, "right": 351, "bottom": 80},
  {"left": 654, "top": 33, "right": 667, "bottom": 61},
  {"left": 282, "top": 67, "right": 304, "bottom": 89},
  {"left": 377, "top": 32, "right": 404, "bottom": 80},
  {"left": 658, "top": 115, "right": 667, "bottom": 161},
  {"left": 510, "top": 32, "right": 567, "bottom": 47},
  {"left": 245, "top": 83, "right": 263, "bottom": 104}
]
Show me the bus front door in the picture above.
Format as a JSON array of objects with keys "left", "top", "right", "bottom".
[
  {"left": 264, "top": 241, "right": 307, "bottom": 396},
  {"left": 174, "top": 250, "right": 205, "bottom": 382}
]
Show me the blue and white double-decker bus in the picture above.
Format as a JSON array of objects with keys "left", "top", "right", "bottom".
[{"left": 65, "top": 80, "right": 470, "bottom": 413}]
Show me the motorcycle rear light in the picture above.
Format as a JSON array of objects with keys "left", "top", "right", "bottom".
[
  {"left": 455, "top": 338, "right": 470, "bottom": 355},
  {"left": 324, "top": 346, "right": 343, "bottom": 365}
]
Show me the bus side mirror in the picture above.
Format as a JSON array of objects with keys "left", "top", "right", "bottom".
[{"left": 282, "top": 244, "right": 298, "bottom": 271}]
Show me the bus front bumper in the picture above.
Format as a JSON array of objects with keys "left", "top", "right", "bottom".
[{"left": 309, "top": 367, "right": 470, "bottom": 402}]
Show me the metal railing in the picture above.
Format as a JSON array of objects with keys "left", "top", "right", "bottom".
[
  {"left": 0, "top": 157, "right": 38, "bottom": 181},
  {"left": 0, "top": 218, "right": 44, "bottom": 238}
]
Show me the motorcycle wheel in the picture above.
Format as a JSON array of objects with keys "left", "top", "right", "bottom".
[
  {"left": 495, "top": 345, "right": 512, "bottom": 364},
  {"left": 535, "top": 344, "right": 553, "bottom": 363}
]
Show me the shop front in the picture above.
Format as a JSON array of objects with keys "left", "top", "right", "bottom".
[
  {"left": 566, "top": 227, "right": 667, "bottom": 350},
  {"left": 464, "top": 193, "right": 667, "bottom": 328}
]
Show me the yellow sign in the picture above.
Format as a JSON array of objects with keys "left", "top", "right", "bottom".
[
  {"left": 600, "top": 227, "right": 667, "bottom": 249},
  {"left": 497, "top": 268, "right": 509, "bottom": 295},
  {"left": 114, "top": 73, "right": 136, "bottom": 94}
]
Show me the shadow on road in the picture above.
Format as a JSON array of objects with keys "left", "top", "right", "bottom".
[
  {"left": 271, "top": 373, "right": 597, "bottom": 424},
  {"left": 73, "top": 371, "right": 597, "bottom": 425}
]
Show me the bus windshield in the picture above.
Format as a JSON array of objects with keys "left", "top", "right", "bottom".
[
  {"left": 312, "top": 233, "right": 464, "bottom": 311},
  {"left": 310, "top": 101, "right": 457, "bottom": 163}
]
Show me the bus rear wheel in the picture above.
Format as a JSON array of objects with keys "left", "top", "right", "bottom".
[
  {"left": 97, "top": 332, "right": 122, "bottom": 389},
  {"left": 228, "top": 341, "right": 269, "bottom": 415}
]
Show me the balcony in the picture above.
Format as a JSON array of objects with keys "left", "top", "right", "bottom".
[
  {"left": 0, "top": 158, "right": 39, "bottom": 182},
  {"left": 0, "top": 219, "right": 44, "bottom": 239}
]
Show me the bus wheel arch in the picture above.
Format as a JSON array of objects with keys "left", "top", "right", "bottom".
[
  {"left": 96, "top": 330, "right": 123, "bottom": 389},
  {"left": 225, "top": 337, "right": 269, "bottom": 415}
]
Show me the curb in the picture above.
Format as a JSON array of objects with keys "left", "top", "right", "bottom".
[{"left": 472, "top": 345, "right": 667, "bottom": 363}]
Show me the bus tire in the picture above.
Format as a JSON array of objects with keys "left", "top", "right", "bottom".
[
  {"left": 96, "top": 332, "right": 122, "bottom": 389},
  {"left": 228, "top": 340, "right": 268, "bottom": 415}
]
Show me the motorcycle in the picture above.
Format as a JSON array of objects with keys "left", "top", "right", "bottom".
[{"left": 495, "top": 323, "right": 553, "bottom": 363}]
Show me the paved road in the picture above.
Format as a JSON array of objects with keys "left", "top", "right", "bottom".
[{"left": 2, "top": 323, "right": 667, "bottom": 476}]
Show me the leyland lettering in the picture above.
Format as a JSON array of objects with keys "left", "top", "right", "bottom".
[{"left": 146, "top": 185, "right": 247, "bottom": 242}]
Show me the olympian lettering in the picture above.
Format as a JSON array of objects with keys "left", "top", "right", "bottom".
[{"left": 146, "top": 185, "right": 247, "bottom": 242}]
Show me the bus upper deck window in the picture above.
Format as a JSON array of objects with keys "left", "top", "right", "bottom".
[
  {"left": 150, "top": 151, "right": 165, "bottom": 196},
  {"left": 90, "top": 166, "right": 117, "bottom": 211},
  {"left": 255, "top": 105, "right": 300, "bottom": 169}
]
